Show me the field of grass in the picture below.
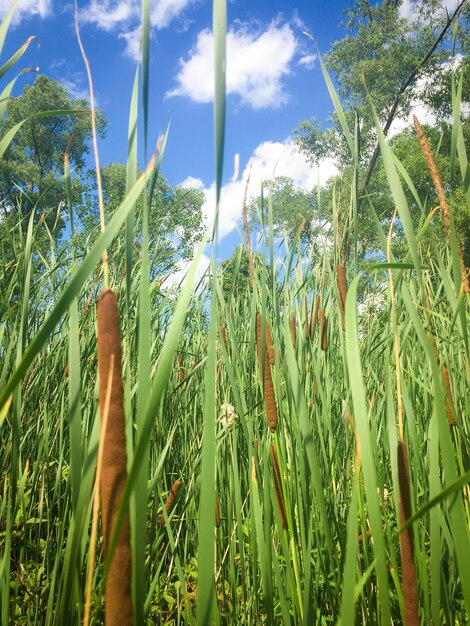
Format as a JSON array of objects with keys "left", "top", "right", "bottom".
[{"left": 1, "top": 1, "right": 469, "bottom": 624}]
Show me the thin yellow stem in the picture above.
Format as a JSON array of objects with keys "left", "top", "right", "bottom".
[
  {"left": 387, "top": 209, "right": 404, "bottom": 442},
  {"left": 74, "top": 0, "right": 109, "bottom": 288},
  {"left": 83, "top": 355, "right": 114, "bottom": 626}
]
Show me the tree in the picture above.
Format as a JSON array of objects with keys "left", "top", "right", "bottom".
[
  {"left": 295, "top": 0, "right": 468, "bottom": 181},
  {"left": 80, "top": 162, "right": 205, "bottom": 274},
  {"left": 292, "top": 0, "right": 469, "bottom": 264},
  {"left": 248, "top": 176, "right": 317, "bottom": 244},
  {"left": 220, "top": 245, "right": 269, "bottom": 303},
  {"left": 0, "top": 75, "right": 107, "bottom": 244}
]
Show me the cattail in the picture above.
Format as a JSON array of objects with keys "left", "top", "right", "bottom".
[
  {"left": 311, "top": 294, "right": 321, "bottom": 336},
  {"left": 413, "top": 115, "right": 469, "bottom": 293},
  {"left": 397, "top": 441, "right": 419, "bottom": 626},
  {"left": 320, "top": 308, "right": 328, "bottom": 351},
  {"left": 97, "top": 289, "right": 133, "bottom": 626},
  {"left": 303, "top": 295, "right": 309, "bottom": 339},
  {"left": 357, "top": 529, "right": 372, "bottom": 543},
  {"left": 178, "top": 354, "right": 185, "bottom": 381},
  {"left": 290, "top": 315, "right": 296, "bottom": 345},
  {"left": 158, "top": 479, "right": 183, "bottom": 527},
  {"left": 215, "top": 491, "right": 221, "bottom": 528},
  {"left": 65, "top": 362, "right": 69, "bottom": 377},
  {"left": 441, "top": 365, "right": 457, "bottom": 425},
  {"left": 337, "top": 264, "right": 347, "bottom": 331},
  {"left": 256, "top": 313, "right": 278, "bottom": 432},
  {"left": 220, "top": 325, "right": 227, "bottom": 347},
  {"left": 271, "top": 445, "right": 288, "bottom": 529}
]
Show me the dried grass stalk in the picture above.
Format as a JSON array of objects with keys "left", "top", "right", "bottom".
[
  {"left": 271, "top": 444, "right": 288, "bottom": 529},
  {"left": 441, "top": 364, "right": 457, "bottom": 425},
  {"left": 397, "top": 441, "right": 419, "bottom": 626},
  {"left": 337, "top": 264, "right": 347, "bottom": 331},
  {"left": 256, "top": 313, "right": 278, "bottom": 432},
  {"left": 97, "top": 288, "right": 133, "bottom": 626},
  {"left": 158, "top": 479, "right": 183, "bottom": 527},
  {"left": 413, "top": 115, "right": 469, "bottom": 293}
]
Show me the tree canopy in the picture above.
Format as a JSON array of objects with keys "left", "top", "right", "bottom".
[
  {"left": 80, "top": 162, "right": 206, "bottom": 274},
  {"left": 295, "top": 0, "right": 469, "bottom": 173},
  {"left": 0, "top": 75, "right": 106, "bottom": 235}
]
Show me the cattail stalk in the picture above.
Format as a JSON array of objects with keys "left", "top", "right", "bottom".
[
  {"left": 311, "top": 294, "right": 321, "bottom": 336},
  {"left": 178, "top": 354, "right": 185, "bottom": 381},
  {"left": 271, "top": 445, "right": 288, "bottom": 529},
  {"left": 337, "top": 264, "right": 347, "bottom": 331},
  {"left": 215, "top": 491, "right": 221, "bottom": 528},
  {"left": 242, "top": 164, "right": 254, "bottom": 289},
  {"left": 397, "top": 441, "right": 419, "bottom": 626},
  {"left": 413, "top": 115, "right": 469, "bottom": 292},
  {"left": 320, "top": 308, "right": 328, "bottom": 351},
  {"left": 303, "top": 295, "right": 309, "bottom": 339},
  {"left": 97, "top": 289, "right": 133, "bottom": 626}
]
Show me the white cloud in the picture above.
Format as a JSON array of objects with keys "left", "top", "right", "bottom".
[
  {"left": 298, "top": 54, "right": 316, "bottom": 69},
  {"left": 399, "top": 0, "right": 459, "bottom": 20},
  {"left": 80, "top": 0, "right": 197, "bottom": 33},
  {"left": 80, "top": 0, "right": 139, "bottom": 32},
  {"left": 167, "top": 21, "right": 300, "bottom": 109},
  {"left": 188, "top": 137, "right": 338, "bottom": 243},
  {"left": 388, "top": 100, "right": 437, "bottom": 137},
  {"left": 60, "top": 76, "right": 89, "bottom": 101},
  {"left": 0, "top": 0, "right": 52, "bottom": 23},
  {"left": 388, "top": 60, "right": 466, "bottom": 137},
  {"left": 179, "top": 175, "right": 205, "bottom": 190},
  {"left": 161, "top": 252, "right": 210, "bottom": 290},
  {"left": 151, "top": 0, "right": 197, "bottom": 29},
  {"left": 118, "top": 27, "right": 142, "bottom": 61}
]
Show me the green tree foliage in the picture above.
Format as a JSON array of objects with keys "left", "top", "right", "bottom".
[
  {"left": 295, "top": 0, "right": 469, "bottom": 170},
  {"left": 220, "top": 245, "right": 270, "bottom": 302},
  {"left": 80, "top": 162, "right": 205, "bottom": 273},
  {"left": 248, "top": 176, "right": 317, "bottom": 245},
  {"left": 289, "top": 0, "right": 470, "bottom": 265},
  {"left": 0, "top": 76, "right": 106, "bottom": 241}
]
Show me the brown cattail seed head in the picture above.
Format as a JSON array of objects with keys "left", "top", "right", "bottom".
[
  {"left": 397, "top": 441, "right": 419, "bottom": 626},
  {"left": 441, "top": 365, "right": 457, "bottom": 425},
  {"left": 413, "top": 115, "right": 469, "bottom": 293},
  {"left": 158, "top": 479, "right": 183, "bottom": 527},
  {"left": 290, "top": 315, "right": 296, "bottom": 345},
  {"left": 256, "top": 313, "right": 278, "bottom": 432},
  {"left": 97, "top": 289, "right": 133, "bottom": 626}
]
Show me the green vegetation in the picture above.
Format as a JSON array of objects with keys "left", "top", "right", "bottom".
[{"left": 1, "top": 1, "right": 469, "bottom": 625}]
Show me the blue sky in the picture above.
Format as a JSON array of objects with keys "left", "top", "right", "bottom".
[{"left": 1, "top": 0, "right": 456, "bottom": 270}]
